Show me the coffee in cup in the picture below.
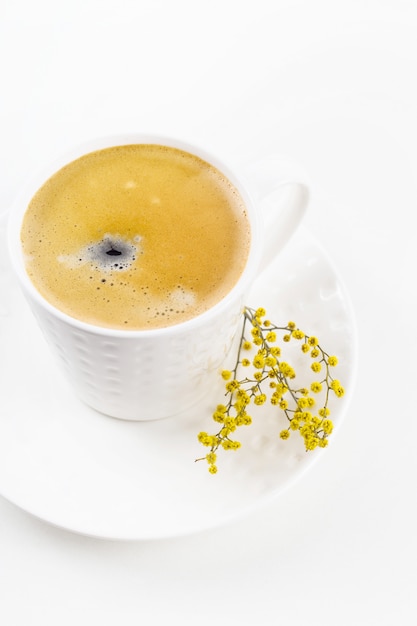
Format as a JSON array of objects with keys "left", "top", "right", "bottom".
[{"left": 20, "top": 144, "right": 251, "bottom": 330}]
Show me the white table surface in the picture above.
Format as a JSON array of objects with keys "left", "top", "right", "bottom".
[{"left": 1, "top": 1, "right": 416, "bottom": 624}]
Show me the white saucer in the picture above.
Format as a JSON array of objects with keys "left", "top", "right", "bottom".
[{"left": 0, "top": 223, "right": 357, "bottom": 540}]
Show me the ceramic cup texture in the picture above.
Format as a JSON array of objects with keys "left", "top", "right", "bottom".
[{"left": 7, "top": 135, "right": 309, "bottom": 420}]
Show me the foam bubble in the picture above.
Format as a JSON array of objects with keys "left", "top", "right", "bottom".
[{"left": 168, "top": 286, "right": 196, "bottom": 308}]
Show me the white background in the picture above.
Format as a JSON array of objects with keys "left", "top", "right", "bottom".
[{"left": 1, "top": 1, "right": 416, "bottom": 624}]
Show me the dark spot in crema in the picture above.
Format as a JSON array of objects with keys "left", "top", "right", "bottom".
[
  {"left": 106, "top": 246, "right": 122, "bottom": 256},
  {"left": 77, "top": 234, "right": 140, "bottom": 272}
]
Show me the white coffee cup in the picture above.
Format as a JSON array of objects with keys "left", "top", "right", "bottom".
[{"left": 7, "top": 134, "right": 308, "bottom": 421}]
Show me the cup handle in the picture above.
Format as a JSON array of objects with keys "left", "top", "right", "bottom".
[{"left": 242, "top": 155, "right": 309, "bottom": 272}]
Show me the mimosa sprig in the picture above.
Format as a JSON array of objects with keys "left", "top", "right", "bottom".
[{"left": 196, "top": 306, "right": 344, "bottom": 474}]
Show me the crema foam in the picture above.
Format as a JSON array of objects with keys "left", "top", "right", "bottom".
[{"left": 21, "top": 144, "right": 251, "bottom": 330}]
